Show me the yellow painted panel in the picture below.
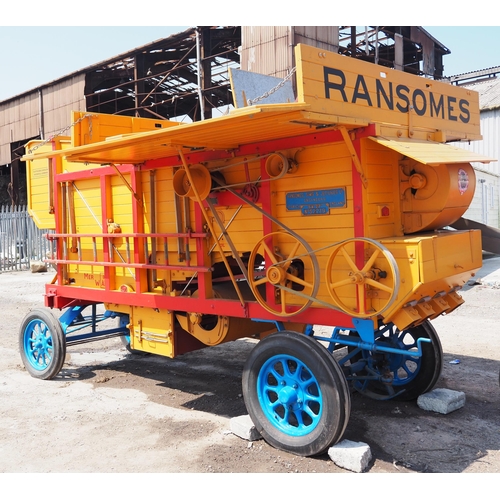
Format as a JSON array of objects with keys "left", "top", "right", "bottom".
[
  {"left": 71, "top": 111, "right": 182, "bottom": 147},
  {"left": 419, "top": 230, "right": 482, "bottom": 283},
  {"left": 377, "top": 231, "right": 482, "bottom": 328},
  {"left": 24, "top": 105, "right": 316, "bottom": 165},
  {"left": 369, "top": 137, "right": 493, "bottom": 165},
  {"left": 366, "top": 193, "right": 395, "bottom": 207},
  {"left": 365, "top": 223, "right": 399, "bottom": 241},
  {"left": 272, "top": 213, "right": 354, "bottom": 232},
  {"left": 25, "top": 142, "right": 54, "bottom": 229},
  {"left": 129, "top": 307, "right": 175, "bottom": 357}
]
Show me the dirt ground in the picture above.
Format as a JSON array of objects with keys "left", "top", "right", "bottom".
[{"left": 1, "top": 258, "right": 500, "bottom": 476}]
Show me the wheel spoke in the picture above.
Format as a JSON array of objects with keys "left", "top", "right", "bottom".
[
  {"left": 286, "top": 273, "right": 313, "bottom": 290},
  {"left": 361, "top": 248, "right": 380, "bottom": 274},
  {"left": 263, "top": 379, "right": 279, "bottom": 392},
  {"left": 399, "top": 333, "right": 417, "bottom": 350},
  {"left": 340, "top": 246, "right": 359, "bottom": 273},
  {"left": 302, "top": 403, "right": 320, "bottom": 421},
  {"left": 280, "top": 297, "right": 287, "bottom": 314},
  {"left": 365, "top": 278, "right": 393, "bottom": 293},
  {"left": 253, "top": 276, "right": 269, "bottom": 287},
  {"left": 260, "top": 240, "right": 278, "bottom": 265},
  {"left": 269, "top": 365, "right": 285, "bottom": 384},
  {"left": 282, "top": 405, "right": 291, "bottom": 425},
  {"left": 286, "top": 241, "right": 301, "bottom": 262},
  {"left": 296, "top": 364, "right": 310, "bottom": 382},
  {"left": 303, "top": 387, "right": 321, "bottom": 404},
  {"left": 293, "top": 409, "right": 304, "bottom": 426},
  {"left": 399, "top": 361, "right": 414, "bottom": 378},
  {"left": 329, "top": 277, "right": 355, "bottom": 290},
  {"left": 282, "top": 360, "right": 294, "bottom": 379},
  {"left": 357, "top": 283, "right": 366, "bottom": 314}
]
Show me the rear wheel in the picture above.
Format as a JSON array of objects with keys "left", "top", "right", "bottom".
[
  {"left": 19, "top": 309, "right": 66, "bottom": 380},
  {"left": 348, "top": 320, "right": 443, "bottom": 401},
  {"left": 242, "top": 331, "right": 350, "bottom": 456}
]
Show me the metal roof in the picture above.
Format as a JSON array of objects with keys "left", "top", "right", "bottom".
[{"left": 464, "top": 78, "right": 500, "bottom": 111}]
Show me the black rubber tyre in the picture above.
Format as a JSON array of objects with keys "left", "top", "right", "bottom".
[
  {"left": 242, "top": 331, "right": 351, "bottom": 457},
  {"left": 19, "top": 309, "right": 66, "bottom": 380},
  {"left": 349, "top": 320, "right": 443, "bottom": 401},
  {"left": 120, "top": 334, "right": 135, "bottom": 353}
]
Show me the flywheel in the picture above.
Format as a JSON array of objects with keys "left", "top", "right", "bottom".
[
  {"left": 248, "top": 231, "right": 319, "bottom": 317},
  {"left": 325, "top": 237, "right": 399, "bottom": 318}
]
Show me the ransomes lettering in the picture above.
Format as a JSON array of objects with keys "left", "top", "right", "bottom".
[{"left": 323, "top": 66, "right": 470, "bottom": 123}]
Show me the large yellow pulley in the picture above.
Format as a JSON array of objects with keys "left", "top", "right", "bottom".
[
  {"left": 248, "top": 231, "right": 319, "bottom": 317},
  {"left": 172, "top": 163, "right": 212, "bottom": 201},
  {"left": 325, "top": 237, "right": 399, "bottom": 318}
]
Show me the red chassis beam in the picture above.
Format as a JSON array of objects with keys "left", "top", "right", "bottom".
[{"left": 44, "top": 283, "right": 355, "bottom": 330}]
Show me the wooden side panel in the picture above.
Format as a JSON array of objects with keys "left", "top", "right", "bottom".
[
  {"left": 361, "top": 138, "right": 402, "bottom": 239},
  {"left": 269, "top": 142, "right": 355, "bottom": 306},
  {"left": 71, "top": 111, "right": 181, "bottom": 147}
]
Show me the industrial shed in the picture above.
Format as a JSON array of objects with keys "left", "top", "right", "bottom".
[
  {"left": 0, "top": 26, "right": 453, "bottom": 207},
  {"left": 448, "top": 69, "right": 500, "bottom": 230}
]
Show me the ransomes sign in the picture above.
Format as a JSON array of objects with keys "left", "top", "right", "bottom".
[
  {"left": 323, "top": 67, "right": 471, "bottom": 123},
  {"left": 295, "top": 44, "right": 481, "bottom": 141}
]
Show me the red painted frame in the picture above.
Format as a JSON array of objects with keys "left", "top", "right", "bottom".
[{"left": 44, "top": 124, "right": 376, "bottom": 330}]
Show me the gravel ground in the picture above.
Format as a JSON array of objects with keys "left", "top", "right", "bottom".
[{"left": 1, "top": 257, "right": 500, "bottom": 486}]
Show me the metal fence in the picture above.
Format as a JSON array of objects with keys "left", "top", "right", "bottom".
[{"left": 0, "top": 205, "right": 52, "bottom": 273}]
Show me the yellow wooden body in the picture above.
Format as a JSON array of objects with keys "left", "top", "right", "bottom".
[{"left": 24, "top": 44, "right": 492, "bottom": 356}]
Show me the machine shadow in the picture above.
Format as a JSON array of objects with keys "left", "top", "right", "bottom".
[
  {"left": 58, "top": 337, "right": 256, "bottom": 418},
  {"left": 56, "top": 337, "right": 500, "bottom": 472}
]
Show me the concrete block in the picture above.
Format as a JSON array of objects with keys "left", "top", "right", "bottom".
[
  {"left": 328, "top": 439, "right": 372, "bottom": 473},
  {"left": 417, "top": 388, "right": 466, "bottom": 414},
  {"left": 230, "top": 414, "right": 261, "bottom": 441},
  {"left": 30, "top": 261, "right": 47, "bottom": 273}
]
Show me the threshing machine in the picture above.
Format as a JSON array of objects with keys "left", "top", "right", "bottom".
[{"left": 20, "top": 44, "right": 492, "bottom": 456}]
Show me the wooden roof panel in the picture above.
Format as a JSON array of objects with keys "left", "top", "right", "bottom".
[{"left": 23, "top": 103, "right": 322, "bottom": 165}]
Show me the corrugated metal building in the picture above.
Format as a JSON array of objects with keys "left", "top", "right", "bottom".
[
  {"left": 0, "top": 26, "right": 241, "bottom": 206},
  {"left": 0, "top": 76, "right": 87, "bottom": 206},
  {"left": 0, "top": 26, "right": 453, "bottom": 206},
  {"left": 450, "top": 72, "right": 500, "bottom": 228}
]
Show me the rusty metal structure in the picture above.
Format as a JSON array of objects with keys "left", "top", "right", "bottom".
[{"left": 84, "top": 26, "right": 241, "bottom": 122}]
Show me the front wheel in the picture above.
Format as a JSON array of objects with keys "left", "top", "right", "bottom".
[
  {"left": 242, "top": 331, "right": 350, "bottom": 456},
  {"left": 19, "top": 309, "right": 66, "bottom": 380}
]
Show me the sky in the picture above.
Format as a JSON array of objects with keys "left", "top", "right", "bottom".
[
  {"left": 1, "top": 24, "right": 500, "bottom": 102},
  {"left": 0, "top": 26, "right": 190, "bottom": 101}
]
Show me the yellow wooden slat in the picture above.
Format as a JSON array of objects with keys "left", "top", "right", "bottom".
[
  {"left": 369, "top": 136, "right": 494, "bottom": 165},
  {"left": 22, "top": 104, "right": 315, "bottom": 165}
]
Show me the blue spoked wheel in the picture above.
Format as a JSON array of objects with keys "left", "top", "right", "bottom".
[
  {"left": 242, "top": 331, "right": 350, "bottom": 456},
  {"left": 349, "top": 320, "right": 443, "bottom": 401},
  {"left": 19, "top": 309, "right": 66, "bottom": 380}
]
